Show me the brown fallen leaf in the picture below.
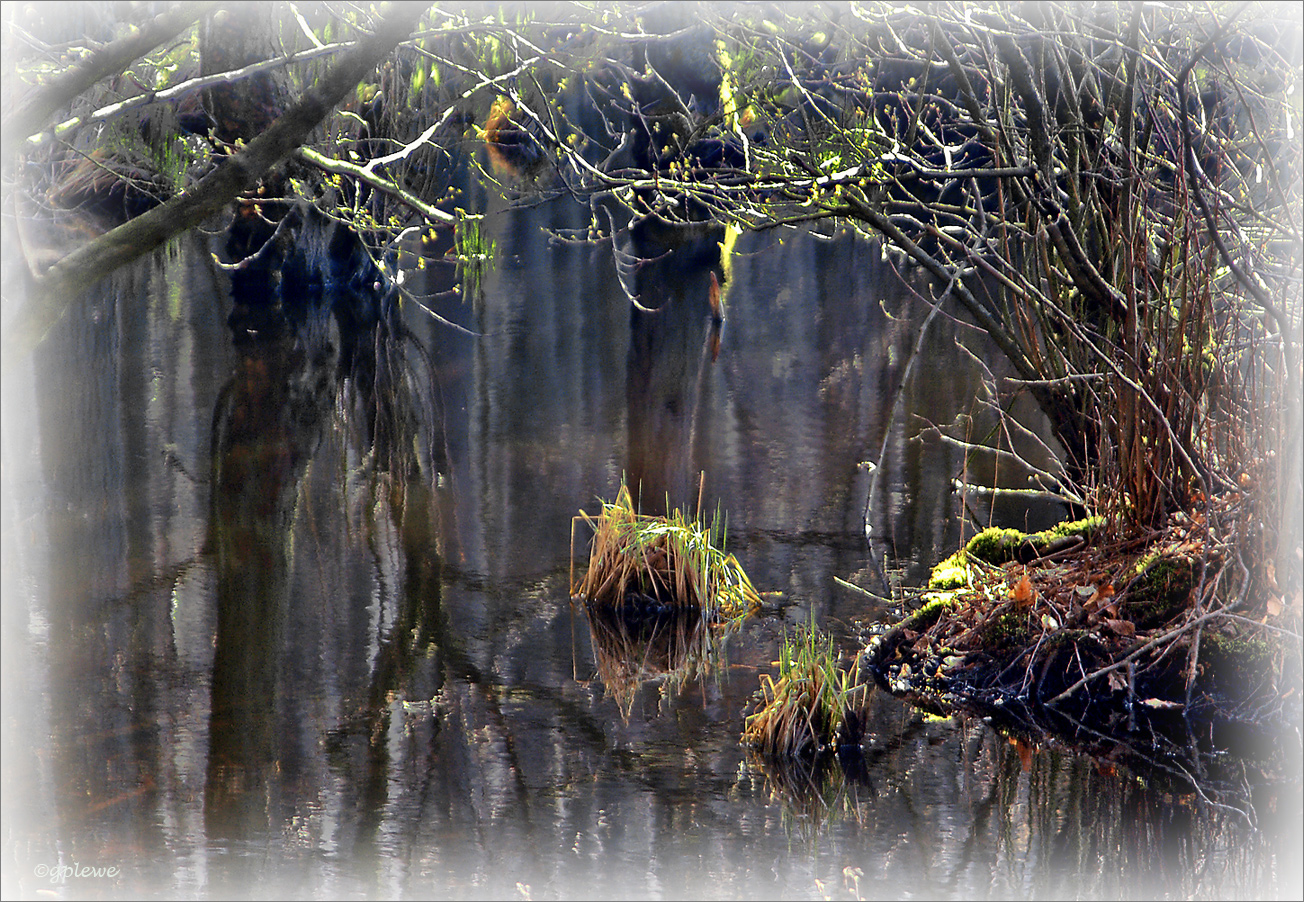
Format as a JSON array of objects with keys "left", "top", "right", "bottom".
[
  {"left": 1103, "top": 618, "right": 1136, "bottom": 637},
  {"left": 1107, "top": 669, "right": 1128, "bottom": 692},
  {"left": 1013, "top": 575, "right": 1034, "bottom": 608}
]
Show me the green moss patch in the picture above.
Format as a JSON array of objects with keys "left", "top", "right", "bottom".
[{"left": 929, "top": 517, "right": 1105, "bottom": 586}]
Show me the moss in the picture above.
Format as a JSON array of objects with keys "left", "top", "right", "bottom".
[
  {"left": 965, "top": 528, "right": 1026, "bottom": 565},
  {"left": 910, "top": 592, "right": 959, "bottom": 627},
  {"left": 958, "top": 517, "right": 1104, "bottom": 570},
  {"left": 980, "top": 609, "right": 1034, "bottom": 647},
  {"left": 1124, "top": 553, "right": 1196, "bottom": 628},
  {"left": 929, "top": 551, "right": 970, "bottom": 589},
  {"left": 1041, "top": 628, "right": 1090, "bottom": 650},
  {"left": 1047, "top": 516, "right": 1104, "bottom": 540},
  {"left": 883, "top": 592, "right": 960, "bottom": 644},
  {"left": 1200, "top": 630, "right": 1275, "bottom": 687}
]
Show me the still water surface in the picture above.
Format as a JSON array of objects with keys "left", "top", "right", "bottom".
[{"left": 2, "top": 195, "right": 1296, "bottom": 899}]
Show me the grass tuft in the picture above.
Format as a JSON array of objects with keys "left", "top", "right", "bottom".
[
  {"left": 570, "top": 480, "right": 761, "bottom": 622},
  {"left": 743, "top": 620, "right": 869, "bottom": 762}
]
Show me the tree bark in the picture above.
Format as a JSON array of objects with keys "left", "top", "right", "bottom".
[{"left": 6, "top": 2, "right": 429, "bottom": 356}]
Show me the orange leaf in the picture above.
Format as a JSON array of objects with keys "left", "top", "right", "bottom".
[{"left": 1012, "top": 575, "right": 1034, "bottom": 608}]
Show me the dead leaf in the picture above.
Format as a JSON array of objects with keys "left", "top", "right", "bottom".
[
  {"left": 1107, "top": 670, "right": 1128, "bottom": 692},
  {"left": 1103, "top": 618, "right": 1136, "bottom": 637},
  {"left": 1013, "top": 575, "right": 1034, "bottom": 608},
  {"left": 1267, "top": 596, "right": 1284, "bottom": 617}
]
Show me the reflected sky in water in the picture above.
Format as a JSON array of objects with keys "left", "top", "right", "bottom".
[{"left": 2, "top": 195, "right": 1298, "bottom": 900}]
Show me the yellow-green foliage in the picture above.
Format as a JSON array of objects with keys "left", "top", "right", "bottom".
[{"left": 571, "top": 482, "right": 760, "bottom": 621}]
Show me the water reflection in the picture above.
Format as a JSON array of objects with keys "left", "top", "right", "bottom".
[
  {"left": 206, "top": 332, "right": 326, "bottom": 841},
  {"left": 585, "top": 602, "right": 707, "bottom": 718},
  {"left": 2, "top": 197, "right": 1298, "bottom": 900},
  {"left": 617, "top": 214, "right": 725, "bottom": 518}
]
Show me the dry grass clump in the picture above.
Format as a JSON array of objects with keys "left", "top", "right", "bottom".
[
  {"left": 743, "top": 622, "right": 869, "bottom": 762},
  {"left": 570, "top": 481, "right": 760, "bottom": 622}
]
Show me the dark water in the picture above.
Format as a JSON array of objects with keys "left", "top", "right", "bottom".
[{"left": 2, "top": 195, "right": 1298, "bottom": 900}]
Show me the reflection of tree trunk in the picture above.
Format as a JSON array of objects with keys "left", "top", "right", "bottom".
[
  {"left": 338, "top": 477, "right": 444, "bottom": 860},
  {"left": 204, "top": 208, "right": 447, "bottom": 853},
  {"left": 200, "top": 4, "right": 284, "bottom": 146},
  {"left": 204, "top": 335, "right": 330, "bottom": 841},
  {"left": 624, "top": 223, "right": 723, "bottom": 517}
]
